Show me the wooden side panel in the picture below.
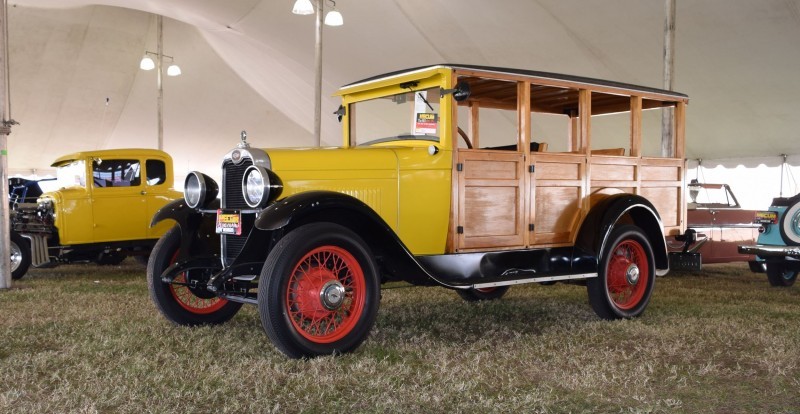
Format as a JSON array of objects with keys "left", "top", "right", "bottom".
[
  {"left": 457, "top": 151, "right": 525, "bottom": 250},
  {"left": 530, "top": 154, "right": 585, "bottom": 245},
  {"left": 640, "top": 157, "right": 685, "bottom": 236}
]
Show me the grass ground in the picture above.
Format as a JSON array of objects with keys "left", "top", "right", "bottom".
[{"left": 1, "top": 261, "right": 799, "bottom": 413}]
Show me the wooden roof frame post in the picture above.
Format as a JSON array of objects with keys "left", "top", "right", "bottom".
[
  {"left": 517, "top": 80, "right": 531, "bottom": 246},
  {"left": 630, "top": 96, "right": 643, "bottom": 157},
  {"left": 578, "top": 89, "right": 591, "bottom": 154}
]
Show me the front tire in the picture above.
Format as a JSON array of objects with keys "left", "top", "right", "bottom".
[
  {"left": 10, "top": 232, "right": 31, "bottom": 280},
  {"left": 457, "top": 286, "right": 510, "bottom": 302},
  {"left": 258, "top": 223, "right": 380, "bottom": 359},
  {"left": 765, "top": 263, "right": 798, "bottom": 287},
  {"left": 587, "top": 225, "right": 655, "bottom": 319},
  {"left": 147, "top": 226, "right": 242, "bottom": 325}
]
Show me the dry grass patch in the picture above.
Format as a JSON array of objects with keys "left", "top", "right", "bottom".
[{"left": 1, "top": 262, "right": 799, "bottom": 413}]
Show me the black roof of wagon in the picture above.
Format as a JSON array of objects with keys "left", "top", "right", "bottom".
[{"left": 342, "top": 64, "right": 688, "bottom": 101}]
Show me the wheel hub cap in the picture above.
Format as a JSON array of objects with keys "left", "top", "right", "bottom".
[
  {"left": 320, "top": 280, "right": 346, "bottom": 310},
  {"left": 625, "top": 263, "right": 640, "bottom": 285},
  {"left": 10, "top": 244, "right": 21, "bottom": 271}
]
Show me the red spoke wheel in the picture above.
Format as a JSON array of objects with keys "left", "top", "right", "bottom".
[
  {"left": 147, "top": 226, "right": 242, "bottom": 326},
  {"left": 259, "top": 223, "right": 379, "bottom": 359},
  {"left": 457, "top": 285, "right": 509, "bottom": 302},
  {"left": 588, "top": 225, "right": 655, "bottom": 319}
]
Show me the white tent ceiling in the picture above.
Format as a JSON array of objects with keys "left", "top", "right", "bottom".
[{"left": 6, "top": 0, "right": 800, "bottom": 181}]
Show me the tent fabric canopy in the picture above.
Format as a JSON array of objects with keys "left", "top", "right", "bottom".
[{"left": 5, "top": 0, "right": 800, "bottom": 180}]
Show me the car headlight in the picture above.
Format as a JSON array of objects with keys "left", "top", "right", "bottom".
[
  {"left": 184, "top": 171, "right": 218, "bottom": 209},
  {"left": 242, "top": 165, "right": 282, "bottom": 208}
]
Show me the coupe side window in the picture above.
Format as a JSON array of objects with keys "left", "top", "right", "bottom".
[
  {"left": 92, "top": 159, "right": 141, "bottom": 188},
  {"left": 146, "top": 160, "right": 167, "bottom": 186}
]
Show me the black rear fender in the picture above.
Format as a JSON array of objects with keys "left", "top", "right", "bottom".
[{"left": 576, "top": 194, "right": 668, "bottom": 274}]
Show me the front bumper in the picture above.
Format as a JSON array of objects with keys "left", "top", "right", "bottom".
[{"left": 738, "top": 244, "right": 800, "bottom": 257}]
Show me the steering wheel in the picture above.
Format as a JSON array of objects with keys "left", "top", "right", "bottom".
[{"left": 457, "top": 127, "right": 473, "bottom": 149}]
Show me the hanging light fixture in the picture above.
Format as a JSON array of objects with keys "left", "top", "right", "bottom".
[
  {"left": 292, "top": 0, "right": 314, "bottom": 15},
  {"left": 167, "top": 64, "right": 182, "bottom": 76},
  {"left": 139, "top": 55, "right": 155, "bottom": 70},
  {"left": 324, "top": 1, "right": 343, "bottom": 26}
]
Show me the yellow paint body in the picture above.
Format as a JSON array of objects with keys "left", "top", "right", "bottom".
[
  {"left": 265, "top": 67, "right": 456, "bottom": 254},
  {"left": 268, "top": 144, "right": 452, "bottom": 255},
  {"left": 43, "top": 149, "right": 181, "bottom": 245}
]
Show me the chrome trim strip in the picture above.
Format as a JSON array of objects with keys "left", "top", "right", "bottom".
[{"left": 470, "top": 273, "right": 597, "bottom": 289}]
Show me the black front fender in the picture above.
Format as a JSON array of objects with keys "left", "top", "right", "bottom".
[
  {"left": 576, "top": 194, "right": 668, "bottom": 273},
  {"left": 150, "top": 198, "right": 221, "bottom": 261},
  {"left": 250, "top": 191, "right": 434, "bottom": 285}
]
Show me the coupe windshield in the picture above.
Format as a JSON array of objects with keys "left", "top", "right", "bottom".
[
  {"left": 350, "top": 87, "right": 441, "bottom": 146},
  {"left": 55, "top": 160, "right": 86, "bottom": 188}
]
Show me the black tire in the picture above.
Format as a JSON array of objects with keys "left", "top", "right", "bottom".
[
  {"left": 779, "top": 198, "right": 800, "bottom": 246},
  {"left": 765, "top": 263, "right": 798, "bottom": 287},
  {"left": 147, "top": 226, "right": 242, "bottom": 325},
  {"left": 258, "top": 223, "right": 380, "bottom": 359},
  {"left": 748, "top": 261, "right": 766, "bottom": 273},
  {"left": 10, "top": 231, "right": 31, "bottom": 280},
  {"left": 457, "top": 286, "right": 510, "bottom": 302},
  {"left": 587, "top": 225, "right": 656, "bottom": 319}
]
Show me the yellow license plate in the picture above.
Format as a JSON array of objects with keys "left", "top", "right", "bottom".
[
  {"left": 754, "top": 211, "right": 777, "bottom": 224},
  {"left": 216, "top": 210, "right": 242, "bottom": 235}
]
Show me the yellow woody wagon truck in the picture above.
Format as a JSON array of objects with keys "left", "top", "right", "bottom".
[{"left": 147, "top": 65, "right": 690, "bottom": 358}]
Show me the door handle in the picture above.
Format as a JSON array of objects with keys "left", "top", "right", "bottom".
[{"left": 141, "top": 191, "right": 147, "bottom": 195}]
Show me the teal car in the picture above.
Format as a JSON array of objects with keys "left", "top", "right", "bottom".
[{"left": 739, "top": 194, "right": 800, "bottom": 286}]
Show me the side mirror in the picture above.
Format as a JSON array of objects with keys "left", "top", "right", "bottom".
[
  {"left": 441, "top": 81, "right": 471, "bottom": 102},
  {"left": 334, "top": 105, "right": 346, "bottom": 122}
]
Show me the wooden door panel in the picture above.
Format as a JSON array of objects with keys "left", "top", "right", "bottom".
[{"left": 457, "top": 151, "right": 524, "bottom": 251}]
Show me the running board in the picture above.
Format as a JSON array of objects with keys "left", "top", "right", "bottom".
[{"left": 470, "top": 273, "right": 597, "bottom": 289}]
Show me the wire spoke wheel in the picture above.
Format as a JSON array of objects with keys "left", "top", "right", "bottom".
[
  {"left": 170, "top": 272, "right": 229, "bottom": 315},
  {"left": 286, "top": 246, "right": 366, "bottom": 343},
  {"left": 605, "top": 240, "right": 649, "bottom": 310},
  {"left": 147, "top": 226, "right": 242, "bottom": 325},
  {"left": 259, "top": 223, "right": 380, "bottom": 359},
  {"left": 588, "top": 225, "right": 655, "bottom": 319}
]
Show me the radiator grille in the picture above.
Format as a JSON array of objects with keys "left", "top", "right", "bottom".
[
  {"left": 222, "top": 158, "right": 254, "bottom": 263},
  {"left": 222, "top": 158, "right": 253, "bottom": 209}
]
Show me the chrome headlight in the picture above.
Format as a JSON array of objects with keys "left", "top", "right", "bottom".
[
  {"left": 242, "top": 165, "right": 282, "bottom": 208},
  {"left": 184, "top": 171, "right": 218, "bottom": 209}
]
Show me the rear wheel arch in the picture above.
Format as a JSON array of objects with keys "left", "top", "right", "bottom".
[{"left": 576, "top": 194, "right": 668, "bottom": 273}]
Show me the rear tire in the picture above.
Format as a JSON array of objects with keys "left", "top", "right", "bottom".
[
  {"left": 457, "top": 286, "right": 510, "bottom": 301},
  {"left": 10, "top": 231, "right": 31, "bottom": 280},
  {"left": 587, "top": 225, "right": 655, "bottom": 319},
  {"left": 765, "top": 263, "right": 798, "bottom": 287},
  {"left": 147, "top": 226, "right": 242, "bottom": 325},
  {"left": 258, "top": 223, "right": 380, "bottom": 359}
]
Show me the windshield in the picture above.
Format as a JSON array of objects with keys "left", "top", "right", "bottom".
[
  {"left": 55, "top": 160, "right": 86, "bottom": 189},
  {"left": 350, "top": 87, "right": 441, "bottom": 146},
  {"left": 688, "top": 184, "right": 739, "bottom": 208}
]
